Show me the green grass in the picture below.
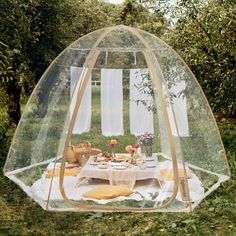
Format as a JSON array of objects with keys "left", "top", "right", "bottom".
[
  {"left": 0, "top": 87, "right": 235, "bottom": 235},
  {"left": 0, "top": 165, "right": 235, "bottom": 235},
  {"left": 0, "top": 127, "right": 235, "bottom": 236}
]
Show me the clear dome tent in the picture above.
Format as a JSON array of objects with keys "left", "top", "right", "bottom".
[{"left": 4, "top": 25, "right": 230, "bottom": 212}]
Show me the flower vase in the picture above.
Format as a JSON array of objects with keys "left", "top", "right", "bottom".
[
  {"left": 111, "top": 147, "right": 116, "bottom": 161},
  {"left": 130, "top": 154, "right": 136, "bottom": 165},
  {"left": 144, "top": 144, "right": 153, "bottom": 158}
]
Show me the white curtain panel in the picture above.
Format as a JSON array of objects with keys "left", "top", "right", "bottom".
[
  {"left": 70, "top": 67, "right": 91, "bottom": 134},
  {"left": 165, "top": 80, "right": 189, "bottom": 137},
  {"left": 130, "top": 69, "right": 154, "bottom": 136},
  {"left": 101, "top": 69, "right": 124, "bottom": 136}
]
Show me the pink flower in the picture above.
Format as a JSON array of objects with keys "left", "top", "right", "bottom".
[{"left": 133, "top": 143, "right": 140, "bottom": 148}]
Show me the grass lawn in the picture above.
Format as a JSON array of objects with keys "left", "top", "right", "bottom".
[
  {"left": 0, "top": 86, "right": 235, "bottom": 235},
  {"left": 0, "top": 133, "right": 235, "bottom": 236}
]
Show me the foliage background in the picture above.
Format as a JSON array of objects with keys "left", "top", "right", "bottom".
[{"left": 0, "top": 0, "right": 235, "bottom": 235}]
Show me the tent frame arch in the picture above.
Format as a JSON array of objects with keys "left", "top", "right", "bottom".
[{"left": 57, "top": 25, "right": 192, "bottom": 212}]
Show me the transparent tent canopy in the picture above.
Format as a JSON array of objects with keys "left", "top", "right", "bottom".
[{"left": 4, "top": 25, "right": 230, "bottom": 212}]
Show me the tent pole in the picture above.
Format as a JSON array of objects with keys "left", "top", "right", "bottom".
[
  {"left": 137, "top": 27, "right": 231, "bottom": 177},
  {"left": 121, "top": 25, "right": 180, "bottom": 209},
  {"left": 58, "top": 26, "right": 120, "bottom": 210}
]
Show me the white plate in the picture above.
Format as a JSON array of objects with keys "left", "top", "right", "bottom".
[
  {"left": 89, "top": 163, "right": 99, "bottom": 165},
  {"left": 108, "top": 161, "right": 122, "bottom": 166},
  {"left": 113, "top": 166, "right": 127, "bottom": 170},
  {"left": 146, "top": 164, "right": 156, "bottom": 168},
  {"left": 98, "top": 165, "right": 108, "bottom": 169}
]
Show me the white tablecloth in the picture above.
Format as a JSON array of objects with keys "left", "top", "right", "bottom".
[{"left": 76, "top": 155, "right": 163, "bottom": 188}]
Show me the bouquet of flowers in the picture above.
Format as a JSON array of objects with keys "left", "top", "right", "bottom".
[
  {"left": 125, "top": 144, "right": 140, "bottom": 164},
  {"left": 125, "top": 144, "right": 139, "bottom": 156},
  {"left": 138, "top": 132, "right": 155, "bottom": 158},
  {"left": 138, "top": 132, "right": 154, "bottom": 146}
]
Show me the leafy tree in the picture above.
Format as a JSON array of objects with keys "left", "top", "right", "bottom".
[
  {"left": 116, "top": 0, "right": 170, "bottom": 35},
  {"left": 0, "top": 0, "right": 85, "bottom": 121},
  {"left": 0, "top": 86, "right": 14, "bottom": 167},
  {"left": 167, "top": 0, "right": 236, "bottom": 117}
]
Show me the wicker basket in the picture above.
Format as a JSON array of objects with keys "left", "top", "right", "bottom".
[{"left": 66, "top": 142, "right": 102, "bottom": 166}]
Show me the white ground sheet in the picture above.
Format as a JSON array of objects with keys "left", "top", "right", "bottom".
[
  {"left": 129, "top": 69, "right": 154, "bottom": 136},
  {"left": 31, "top": 160, "right": 204, "bottom": 205},
  {"left": 70, "top": 67, "right": 91, "bottom": 134},
  {"left": 101, "top": 69, "right": 124, "bottom": 136}
]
